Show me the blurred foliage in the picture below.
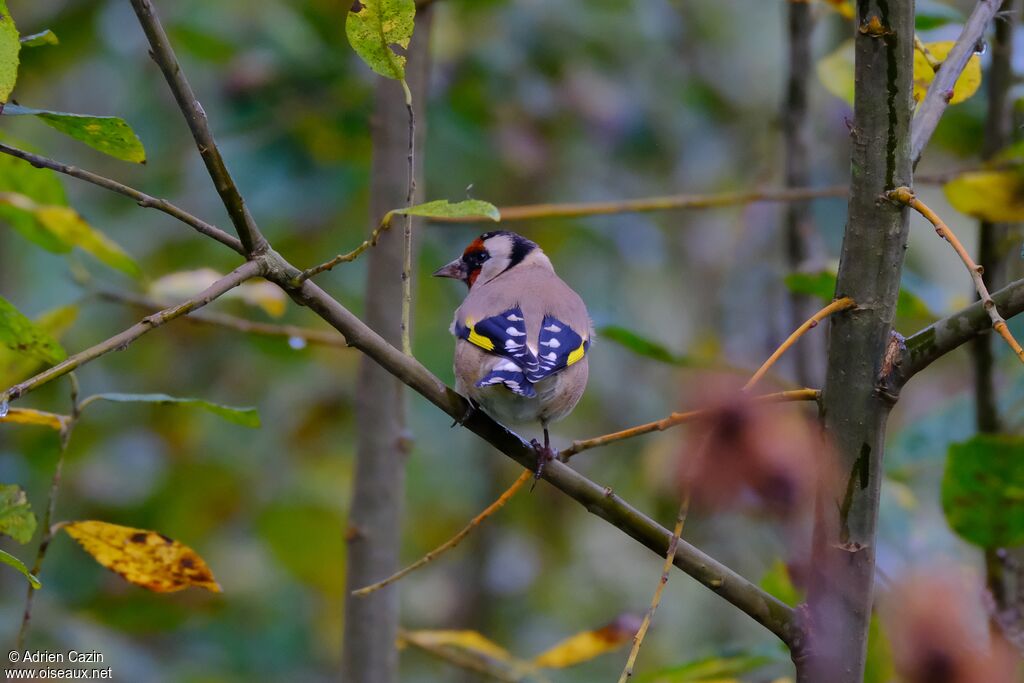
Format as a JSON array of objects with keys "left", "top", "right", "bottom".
[{"left": 0, "top": 0, "right": 1019, "bottom": 681}]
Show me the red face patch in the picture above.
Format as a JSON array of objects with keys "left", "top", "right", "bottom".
[{"left": 461, "top": 238, "right": 487, "bottom": 288}]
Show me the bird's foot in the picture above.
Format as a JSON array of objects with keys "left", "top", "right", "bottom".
[
  {"left": 450, "top": 399, "right": 479, "bottom": 428},
  {"left": 529, "top": 439, "right": 557, "bottom": 491}
]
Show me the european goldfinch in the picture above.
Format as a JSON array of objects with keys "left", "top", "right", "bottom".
[{"left": 434, "top": 231, "right": 592, "bottom": 478}]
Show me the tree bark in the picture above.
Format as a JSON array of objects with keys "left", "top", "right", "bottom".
[
  {"left": 341, "top": 8, "right": 433, "bottom": 682},
  {"left": 799, "top": 3, "right": 914, "bottom": 681},
  {"left": 782, "top": 0, "right": 824, "bottom": 387}
]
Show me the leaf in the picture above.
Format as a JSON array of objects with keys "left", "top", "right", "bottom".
[
  {"left": 83, "top": 393, "right": 260, "bottom": 428},
  {"left": 19, "top": 30, "right": 58, "bottom": 47},
  {"left": 0, "top": 484, "right": 36, "bottom": 543},
  {"left": 915, "top": 0, "right": 965, "bottom": 30},
  {"left": 941, "top": 434, "right": 1024, "bottom": 548},
  {"left": 943, "top": 170, "right": 1024, "bottom": 223},
  {"left": 257, "top": 503, "right": 347, "bottom": 595},
  {"left": 633, "top": 651, "right": 778, "bottom": 683},
  {"left": 149, "top": 268, "right": 287, "bottom": 318},
  {"left": 0, "top": 305, "right": 76, "bottom": 383},
  {"left": 62, "top": 521, "right": 220, "bottom": 593},
  {"left": 389, "top": 199, "right": 500, "bottom": 222},
  {"left": 404, "top": 630, "right": 515, "bottom": 663},
  {"left": 599, "top": 325, "right": 693, "bottom": 366},
  {"left": 818, "top": 38, "right": 982, "bottom": 107},
  {"left": 345, "top": 0, "right": 416, "bottom": 81},
  {"left": 913, "top": 41, "right": 982, "bottom": 105},
  {"left": 0, "top": 193, "right": 140, "bottom": 276},
  {"left": 398, "top": 629, "right": 534, "bottom": 680},
  {"left": 0, "top": 549, "right": 40, "bottom": 589},
  {"left": 3, "top": 104, "right": 146, "bottom": 163},
  {"left": 760, "top": 559, "right": 801, "bottom": 607},
  {"left": 0, "top": 138, "right": 69, "bottom": 252},
  {"left": 817, "top": 0, "right": 854, "bottom": 19},
  {"left": 0, "top": 1, "right": 19, "bottom": 103},
  {"left": 864, "top": 615, "right": 895, "bottom": 683},
  {"left": 0, "top": 407, "right": 67, "bottom": 431},
  {"left": 784, "top": 271, "right": 933, "bottom": 321},
  {"left": 0, "top": 295, "right": 66, "bottom": 364},
  {"left": 816, "top": 39, "right": 855, "bottom": 106},
  {"left": 532, "top": 614, "right": 639, "bottom": 668}
]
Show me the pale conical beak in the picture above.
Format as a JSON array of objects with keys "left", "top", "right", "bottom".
[{"left": 433, "top": 258, "right": 465, "bottom": 279}]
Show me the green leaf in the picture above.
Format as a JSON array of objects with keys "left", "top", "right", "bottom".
[
  {"left": 760, "top": 559, "right": 802, "bottom": 607},
  {"left": 599, "top": 325, "right": 694, "bottom": 366},
  {"left": 0, "top": 304, "right": 76, "bottom": 384},
  {"left": 83, "top": 393, "right": 261, "bottom": 428},
  {"left": 816, "top": 39, "right": 855, "bottom": 107},
  {"left": 19, "top": 30, "right": 58, "bottom": 47},
  {"left": 389, "top": 198, "right": 500, "bottom": 222},
  {"left": 915, "top": 0, "right": 965, "bottom": 31},
  {"left": 3, "top": 104, "right": 145, "bottom": 163},
  {"left": 784, "top": 271, "right": 934, "bottom": 321},
  {"left": 0, "top": 483, "right": 36, "bottom": 543},
  {"left": 0, "top": 192, "right": 140, "bottom": 276},
  {"left": 942, "top": 434, "right": 1024, "bottom": 548},
  {"left": 0, "top": 548, "right": 40, "bottom": 589},
  {"left": 257, "top": 503, "right": 346, "bottom": 595},
  {"left": 0, "top": 1, "right": 19, "bottom": 103},
  {"left": 0, "top": 295, "right": 66, "bottom": 364},
  {"left": 864, "top": 615, "right": 895, "bottom": 683},
  {"left": 634, "top": 651, "right": 778, "bottom": 682},
  {"left": 345, "top": 0, "right": 416, "bottom": 81},
  {"left": 0, "top": 137, "right": 69, "bottom": 252}
]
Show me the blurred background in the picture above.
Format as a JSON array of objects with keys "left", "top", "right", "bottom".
[{"left": 1, "top": 0, "right": 1022, "bottom": 680}]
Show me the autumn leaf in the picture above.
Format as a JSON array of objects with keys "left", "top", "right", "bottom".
[
  {"left": 912, "top": 41, "right": 981, "bottom": 105},
  {"left": 943, "top": 169, "right": 1024, "bottom": 223},
  {"left": 149, "top": 268, "right": 287, "bottom": 318},
  {"left": 63, "top": 521, "right": 221, "bottom": 593},
  {"left": 0, "top": 294, "right": 66, "bottom": 364},
  {"left": 345, "top": 0, "right": 416, "bottom": 81},
  {"left": 532, "top": 614, "right": 640, "bottom": 668},
  {"left": 0, "top": 407, "right": 67, "bottom": 431}
]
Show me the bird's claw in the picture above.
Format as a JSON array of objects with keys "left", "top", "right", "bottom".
[
  {"left": 529, "top": 438, "right": 557, "bottom": 491},
  {"left": 450, "top": 399, "right": 479, "bottom": 428}
]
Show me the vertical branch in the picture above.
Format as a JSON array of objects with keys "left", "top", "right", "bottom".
[
  {"left": 782, "top": 0, "right": 822, "bottom": 387},
  {"left": 17, "top": 374, "right": 80, "bottom": 648},
  {"left": 800, "top": 3, "right": 915, "bottom": 682},
  {"left": 977, "top": 0, "right": 1017, "bottom": 612},
  {"left": 401, "top": 80, "right": 416, "bottom": 356},
  {"left": 341, "top": 7, "right": 433, "bottom": 683},
  {"left": 974, "top": 0, "right": 1015, "bottom": 434}
]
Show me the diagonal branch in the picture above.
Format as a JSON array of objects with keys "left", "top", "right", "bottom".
[
  {"left": 278, "top": 276, "right": 798, "bottom": 645},
  {"left": 910, "top": 0, "right": 1003, "bottom": 166},
  {"left": 0, "top": 143, "right": 243, "bottom": 254},
  {"left": 129, "top": 0, "right": 268, "bottom": 257},
  {"left": 1, "top": 261, "right": 262, "bottom": 403},
  {"left": 901, "top": 275, "right": 1024, "bottom": 384}
]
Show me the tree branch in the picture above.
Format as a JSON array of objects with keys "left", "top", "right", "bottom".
[
  {"left": 910, "top": 0, "right": 1003, "bottom": 166},
  {"left": 129, "top": 0, "right": 268, "bottom": 256},
  {"left": 901, "top": 275, "right": 1024, "bottom": 384},
  {"left": 1, "top": 261, "right": 261, "bottom": 403},
  {"left": 276, "top": 276, "right": 797, "bottom": 645},
  {"left": 0, "top": 143, "right": 243, "bottom": 254},
  {"left": 94, "top": 288, "right": 349, "bottom": 348}
]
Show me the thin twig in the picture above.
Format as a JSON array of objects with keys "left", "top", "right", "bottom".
[
  {"left": 911, "top": 0, "right": 1003, "bottom": 165},
  {"left": 0, "top": 261, "right": 262, "bottom": 404},
  {"left": 431, "top": 185, "right": 849, "bottom": 223},
  {"left": 17, "top": 373, "right": 81, "bottom": 649},
  {"left": 129, "top": 0, "right": 267, "bottom": 256},
  {"left": 744, "top": 297, "right": 857, "bottom": 391},
  {"left": 617, "top": 492, "right": 690, "bottom": 682},
  {"left": 353, "top": 469, "right": 531, "bottom": 597},
  {"left": 296, "top": 216, "right": 396, "bottom": 282},
  {"left": 889, "top": 187, "right": 1024, "bottom": 365},
  {"left": 913, "top": 34, "right": 943, "bottom": 71},
  {"left": 560, "top": 388, "right": 819, "bottom": 460},
  {"left": 0, "top": 143, "right": 243, "bottom": 254},
  {"left": 401, "top": 79, "right": 416, "bottom": 356},
  {"left": 94, "top": 288, "right": 349, "bottom": 348}
]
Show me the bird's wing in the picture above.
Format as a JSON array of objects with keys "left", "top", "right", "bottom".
[{"left": 453, "top": 263, "right": 592, "bottom": 390}]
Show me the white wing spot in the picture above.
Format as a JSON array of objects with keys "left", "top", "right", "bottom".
[
  {"left": 507, "top": 313, "right": 524, "bottom": 322},
  {"left": 543, "top": 324, "right": 562, "bottom": 333},
  {"left": 506, "top": 327, "right": 525, "bottom": 336},
  {"left": 543, "top": 352, "right": 558, "bottom": 361},
  {"left": 541, "top": 339, "right": 561, "bottom": 348}
]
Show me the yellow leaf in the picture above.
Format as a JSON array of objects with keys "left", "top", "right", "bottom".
[
  {"left": 816, "top": 39, "right": 856, "bottom": 106},
  {"left": 63, "top": 521, "right": 221, "bottom": 593},
  {"left": 532, "top": 614, "right": 639, "bottom": 669},
  {"left": 0, "top": 407, "right": 68, "bottom": 430},
  {"left": 819, "top": 0, "right": 854, "bottom": 18},
  {"left": 150, "top": 268, "right": 287, "bottom": 318},
  {"left": 913, "top": 41, "right": 981, "bottom": 105},
  {"left": 401, "top": 630, "right": 514, "bottom": 663},
  {"left": 943, "top": 170, "right": 1024, "bottom": 222}
]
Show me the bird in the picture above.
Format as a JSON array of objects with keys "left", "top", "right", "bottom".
[{"left": 434, "top": 230, "right": 592, "bottom": 481}]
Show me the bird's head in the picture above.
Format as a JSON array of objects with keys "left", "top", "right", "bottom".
[{"left": 433, "top": 231, "right": 545, "bottom": 288}]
